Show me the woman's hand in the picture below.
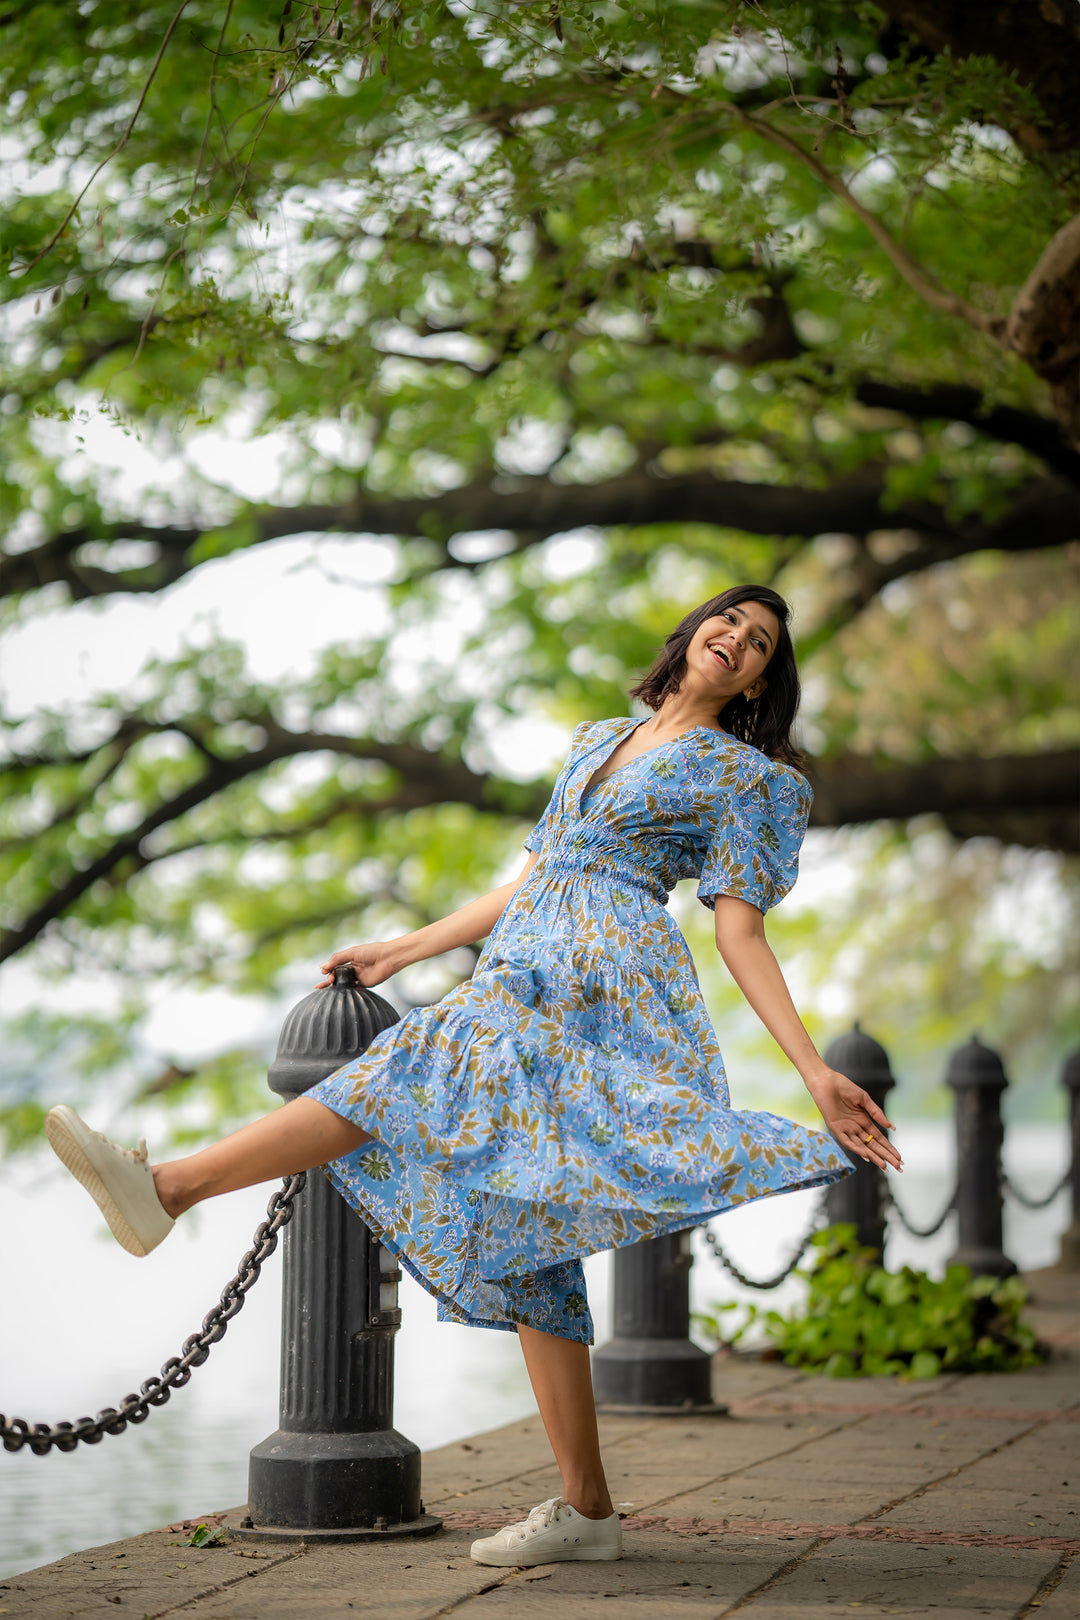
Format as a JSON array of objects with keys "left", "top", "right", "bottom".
[
  {"left": 805, "top": 1068, "right": 903, "bottom": 1173},
  {"left": 317, "top": 941, "right": 404, "bottom": 989},
  {"left": 313, "top": 859, "right": 536, "bottom": 992}
]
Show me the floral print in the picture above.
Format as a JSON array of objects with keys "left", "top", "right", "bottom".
[{"left": 312, "top": 718, "right": 851, "bottom": 1344}]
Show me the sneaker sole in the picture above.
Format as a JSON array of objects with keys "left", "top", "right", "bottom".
[
  {"left": 470, "top": 1544, "right": 622, "bottom": 1566},
  {"left": 45, "top": 1106, "right": 156, "bottom": 1258}
]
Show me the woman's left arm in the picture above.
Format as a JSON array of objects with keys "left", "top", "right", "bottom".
[{"left": 713, "top": 895, "right": 903, "bottom": 1173}]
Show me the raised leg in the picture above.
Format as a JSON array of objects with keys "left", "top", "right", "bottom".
[
  {"left": 153, "top": 1097, "right": 370, "bottom": 1217},
  {"left": 517, "top": 1324, "right": 614, "bottom": 1521}
]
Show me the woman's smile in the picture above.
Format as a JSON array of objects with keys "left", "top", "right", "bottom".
[{"left": 706, "top": 639, "right": 739, "bottom": 672}]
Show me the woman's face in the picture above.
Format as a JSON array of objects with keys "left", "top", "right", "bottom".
[{"left": 686, "top": 599, "right": 780, "bottom": 705}]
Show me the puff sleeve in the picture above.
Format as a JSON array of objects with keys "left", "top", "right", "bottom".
[{"left": 696, "top": 764, "right": 812, "bottom": 914}]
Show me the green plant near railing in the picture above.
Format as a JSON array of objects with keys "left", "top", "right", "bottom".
[{"left": 696, "top": 1226, "right": 1046, "bottom": 1379}]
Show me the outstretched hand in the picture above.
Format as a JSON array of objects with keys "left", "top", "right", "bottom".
[
  {"left": 806, "top": 1067, "right": 903, "bottom": 1173},
  {"left": 317, "top": 942, "right": 401, "bottom": 989}
]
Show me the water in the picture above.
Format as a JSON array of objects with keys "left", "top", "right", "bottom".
[{"left": 1, "top": 1124, "right": 1070, "bottom": 1579}]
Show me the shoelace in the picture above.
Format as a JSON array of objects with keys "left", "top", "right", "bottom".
[
  {"left": 95, "top": 1126, "right": 148, "bottom": 1165},
  {"left": 511, "top": 1496, "right": 568, "bottom": 1539}
]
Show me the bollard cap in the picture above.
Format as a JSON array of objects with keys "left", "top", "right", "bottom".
[
  {"left": 822, "top": 1022, "right": 895, "bottom": 1097},
  {"left": 268, "top": 962, "right": 400, "bottom": 1097},
  {"left": 1063, "top": 1047, "right": 1080, "bottom": 1095},
  {"left": 945, "top": 1034, "right": 1009, "bottom": 1092}
]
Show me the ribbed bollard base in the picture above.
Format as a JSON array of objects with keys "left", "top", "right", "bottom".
[
  {"left": 225, "top": 1509, "right": 443, "bottom": 1543},
  {"left": 247, "top": 1427, "right": 427, "bottom": 1536},
  {"left": 592, "top": 1335, "right": 718, "bottom": 1412}
]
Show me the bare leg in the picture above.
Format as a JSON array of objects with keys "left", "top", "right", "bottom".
[
  {"left": 153, "top": 1097, "right": 370, "bottom": 1218},
  {"left": 517, "top": 1324, "right": 614, "bottom": 1521}
]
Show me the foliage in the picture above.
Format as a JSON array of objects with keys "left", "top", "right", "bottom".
[
  {"left": 2, "top": 1, "right": 1076, "bottom": 598},
  {"left": 0, "top": 2, "right": 1077, "bottom": 1138},
  {"left": 184, "top": 1524, "right": 226, "bottom": 1549},
  {"left": 697, "top": 1226, "right": 1046, "bottom": 1377}
]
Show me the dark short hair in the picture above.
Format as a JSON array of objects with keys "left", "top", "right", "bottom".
[{"left": 629, "top": 585, "right": 804, "bottom": 769}]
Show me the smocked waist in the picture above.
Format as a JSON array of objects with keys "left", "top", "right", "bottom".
[{"left": 529, "top": 849, "right": 669, "bottom": 904}]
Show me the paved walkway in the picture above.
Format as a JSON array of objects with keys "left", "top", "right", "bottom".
[{"left": 3, "top": 1268, "right": 1078, "bottom": 1619}]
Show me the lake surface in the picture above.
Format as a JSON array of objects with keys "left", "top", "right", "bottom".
[{"left": 1, "top": 1123, "right": 1070, "bottom": 1579}]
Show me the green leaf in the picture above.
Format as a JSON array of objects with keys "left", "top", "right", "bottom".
[{"left": 185, "top": 1524, "right": 226, "bottom": 1548}]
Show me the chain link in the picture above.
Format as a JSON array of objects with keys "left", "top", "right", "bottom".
[
  {"left": 883, "top": 1183, "right": 956, "bottom": 1240},
  {"left": 1, "top": 1174, "right": 305, "bottom": 1457},
  {"left": 1001, "top": 1169, "right": 1070, "bottom": 1211},
  {"left": 698, "top": 1197, "right": 826, "bottom": 1290}
]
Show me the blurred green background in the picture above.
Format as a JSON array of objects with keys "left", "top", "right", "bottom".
[{"left": 1, "top": 0, "right": 1077, "bottom": 1155}]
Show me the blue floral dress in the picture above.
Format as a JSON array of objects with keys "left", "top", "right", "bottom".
[{"left": 311, "top": 718, "right": 850, "bottom": 1344}]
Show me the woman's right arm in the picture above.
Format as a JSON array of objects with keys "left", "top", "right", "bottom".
[{"left": 317, "top": 850, "right": 540, "bottom": 988}]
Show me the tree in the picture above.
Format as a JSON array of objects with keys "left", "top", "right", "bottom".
[{"left": 1, "top": 1, "right": 1077, "bottom": 1137}]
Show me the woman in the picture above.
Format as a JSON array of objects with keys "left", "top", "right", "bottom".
[{"left": 45, "top": 584, "right": 901, "bottom": 1568}]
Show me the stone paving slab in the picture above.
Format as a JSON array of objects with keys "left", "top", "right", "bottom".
[
  {"left": 658, "top": 1487, "right": 903, "bottom": 1525},
  {"left": 450, "top": 1532, "right": 817, "bottom": 1618},
  {"left": 0, "top": 1530, "right": 302, "bottom": 1619},
  {"left": 1035, "top": 1553, "right": 1080, "bottom": 1618},
  {"left": 911, "top": 1360, "right": 1080, "bottom": 1410},
  {"left": 145, "top": 1537, "right": 515, "bottom": 1620},
  {"left": 731, "top": 1373, "right": 969, "bottom": 1411},
  {"left": 741, "top": 1538, "right": 1062, "bottom": 1619},
  {"left": 706, "top": 1362, "right": 813, "bottom": 1404},
  {"left": 963, "top": 1424, "right": 1080, "bottom": 1472},
  {"left": 873, "top": 1486, "right": 1080, "bottom": 1537}
]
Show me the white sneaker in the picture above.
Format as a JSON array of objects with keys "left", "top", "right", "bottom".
[
  {"left": 45, "top": 1105, "right": 174, "bottom": 1257},
  {"left": 470, "top": 1497, "right": 622, "bottom": 1566}
]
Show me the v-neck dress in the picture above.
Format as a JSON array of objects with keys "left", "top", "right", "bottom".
[{"left": 310, "top": 717, "right": 851, "bottom": 1344}]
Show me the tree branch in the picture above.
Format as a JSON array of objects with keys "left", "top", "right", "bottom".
[
  {"left": 740, "top": 111, "right": 1080, "bottom": 446},
  {"left": 0, "top": 733, "right": 140, "bottom": 852},
  {"left": 739, "top": 111, "right": 1006, "bottom": 341},
  {"left": 853, "top": 381, "right": 1080, "bottom": 484},
  {"left": 1005, "top": 212, "right": 1080, "bottom": 447},
  {"left": 875, "top": 0, "right": 1080, "bottom": 154},
  {"left": 0, "top": 725, "right": 530, "bottom": 966},
  {"left": 808, "top": 749, "right": 1080, "bottom": 852},
  {"left": 13, "top": 0, "right": 194, "bottom": 277},
  {"left": 5, "top": 466, "right": 1075, "bottom": 611},
  {"left": 3, "top": 701, "right": 1075, "bottom": 966}
]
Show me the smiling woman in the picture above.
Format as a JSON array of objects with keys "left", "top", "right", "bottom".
[{"left": 43, "top": 583, "right": 901, "bottom": 1570}]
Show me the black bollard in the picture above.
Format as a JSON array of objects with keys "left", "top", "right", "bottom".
[
  {"left": 1059, "top": 1048, "right": 1080, "bottom": 1271},
  {"left": 823, "top": 1023, "right": 895, "bottom": 1257},
  {"left": 592, "top": 1230, "right": 725, "bottom": 1414},
  {"left": 238, "top": 965, "right": 441, "bottom": 1542},
  {"left": 946, "top": 1036, "right": 1016, "bottom": 1279}
]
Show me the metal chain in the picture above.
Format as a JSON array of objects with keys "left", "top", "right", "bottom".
[
  {"left": 698, "top": 1197, "right": 826, "bottom": 1290},
  {"left": 1, "top": 1173, "right": 305, "bottom": 1457},
  {"left": 1001, "top": 1168, "right": 1071, "bottom": 1211},
  {"left": 883, "top": 1183, "right": 955, "bottom": 1240}
]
